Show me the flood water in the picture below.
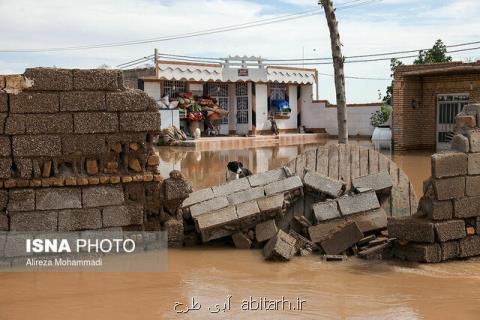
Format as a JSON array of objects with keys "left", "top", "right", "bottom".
[{"left": 1, "top": 139, "right": 480, "bottom": 320}]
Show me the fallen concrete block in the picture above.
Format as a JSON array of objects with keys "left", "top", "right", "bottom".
[
  {"left": 190, "top": 196, "right": 230, "bottom": 218},
  {"left": 182, "top": 188, "right": 214, "bottom": 208},
  {"left": 236, "top": 200, "right": 261, "bottom": 226},
  {"left": 232, "top": 232, "right": 252, "bottom": 249},
  {"left": 288, "top": 230, "right": 319, "bottom": 252},
  {"left": 303, "top": 170, "right": 345, "bottom": 198},
  {"left": 212, "top": 178, "right": 250, "bottom": 197},
  {"left": 459, "top": 236, "right": 480, "bottom": 258},
  {"left": 312, "top": 200, "right": 341, "bottom": 223},
  {"left": 388, "top": 217, "right": 435, "bottom": 243},
  {"left": 358, "top": 242, "right": 393, "bottom": 260},
  {"left": 248, "top": 168, "right": 287, "bottom": 187},
  {"left": 319, "top": 221, "right": 364, "bottom": 255},
  {"left": 441, "top": 241, "right": 459, "bottom": 261},
  {"left": 433, "top": 176, "right": 465, "bottom": 201},
  {"left": 264, "top": 176, "right": 303, "bottom": 195},
  {"left": 431, "top": 151, "right": 467, "bottom": 178},
  {"left": 451, "top": 134, "right": 470, "bottom": 153},
  {"left": 257, "top": 194, "right": 284, "bottom": 213},
  {"left": 337, "top": 190, "right": 380, "bottom": 216},
  {"left": 358, "top": 234, "right": 376, "bottom": 247},
  {"left": 394, "top": 242, "right": 441, "bottom": 263},
  {"left": 345, "top": 208, "right": 387, "bottom": 233},
  {"left": 454, "top": 196, "right": 480, "bottom": 218},
  {"left": 352, "top": 172, "right": 393, "bottom": 194},
  {"left": 255, "top": 219, "right": 278, "bottom": 242},
  {"left": 308, "top": 218, "right": 346, "bottom": 243},
  {"left": 419, "top": 197, "right": 453, "bottom": 220},
  {"left": 263, "top": 230, "right": 297, "bottom": 261},
  {"left": 227, "top": 186, "right": 265, "bottom": 205},
  {"left": 195, "top": 206, "right": 238, "bottom": 242},
  {"left": 434, "top": 220, "right": 466, "bottom": 242}
]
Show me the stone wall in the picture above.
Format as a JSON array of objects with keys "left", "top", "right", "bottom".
[
  {"left": 0, "top": 68, "right": 189, "bottom": 238},
  {"left": 389, "top": 104, "right": 480, "bottom": 262}
]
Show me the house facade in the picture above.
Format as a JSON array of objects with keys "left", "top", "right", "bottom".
[
  {"left": 140, "top": 57, "right": 318, "bottom": 135},
  {"left": 393, "top": 61, "right": 480, "bottom": 151}
]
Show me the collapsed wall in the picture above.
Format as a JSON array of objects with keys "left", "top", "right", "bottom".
[
  {"left": 0, "top": 68, "right": 190, "bottom": 240},
  {"left": 389, "top": 104, "right": 480, "bottom": 262}
]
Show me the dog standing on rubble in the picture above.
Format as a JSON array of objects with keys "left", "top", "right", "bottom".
[{"left": 226, "top": 161, "right": 252, "bottom": 181}]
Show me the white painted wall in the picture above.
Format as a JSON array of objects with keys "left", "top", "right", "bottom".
[
  {"left": 144, "top": 81, "right": 161, "bottom": 101},
  {"left": 255, "top": 83, "right": 269, "bottom": 131}
]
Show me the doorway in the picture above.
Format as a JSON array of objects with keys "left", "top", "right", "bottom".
[
  {"left": 436, "top": 94, "right": 469, "bottom": 150},
  {"left": 236, "top": 83, "right": 249, "bottom": 135}
]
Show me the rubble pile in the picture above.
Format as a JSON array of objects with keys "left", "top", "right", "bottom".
[{"left": 389, "top": 104, "right": 480, "bottom": 263}]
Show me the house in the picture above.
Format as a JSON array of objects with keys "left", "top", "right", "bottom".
[
  {"left": 393, "top": 61, "right": 480, "bottom": 151},
  {"left": 139, "top": 56, "right": 318, "bottom": 135}
]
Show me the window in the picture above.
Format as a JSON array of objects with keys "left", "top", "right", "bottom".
[
  {"left": 162, "top": 80, "right": 186, "bottom": 97},
  {"left": 437, "top": 94, "right": 469, "bottom": 145}
]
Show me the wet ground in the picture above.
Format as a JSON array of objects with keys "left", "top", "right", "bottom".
[{"left": 1, "top": 139, "right": 479, "bottom": 320}]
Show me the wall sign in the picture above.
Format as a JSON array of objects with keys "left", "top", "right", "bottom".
[{"left": 238, "top": 69, "right": 249, "bottom": 76}]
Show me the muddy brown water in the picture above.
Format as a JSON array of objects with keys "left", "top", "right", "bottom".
[{"left": 1, "top": 140, "right": 480, "bottom": 320}]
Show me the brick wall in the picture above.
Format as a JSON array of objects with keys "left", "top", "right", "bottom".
[
  {"left": 393, "top": 62, "right": 480, "bottom": 151},
  {"left": 0, "top": 68, "right": 190, "bottom": 237}
]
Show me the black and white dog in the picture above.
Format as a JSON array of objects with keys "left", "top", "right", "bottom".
[{"left": 226, "top": 161, "right": 252, "bottom": 181}]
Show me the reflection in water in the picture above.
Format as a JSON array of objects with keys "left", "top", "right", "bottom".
[{"left": 2, "top": 141, "right": 477, "bottom": 320}]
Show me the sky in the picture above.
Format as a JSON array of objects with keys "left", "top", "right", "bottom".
[{"left": 1, "top": 0, "right": 480, "bottom": 103}]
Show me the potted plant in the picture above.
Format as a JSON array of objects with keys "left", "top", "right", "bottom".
[{"left": 370, "top": 104, "right": 392, "bottom": 150}]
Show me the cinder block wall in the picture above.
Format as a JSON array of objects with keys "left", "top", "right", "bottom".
[{"left": 0, "top": 68, "right": 173, "bottom": 233}]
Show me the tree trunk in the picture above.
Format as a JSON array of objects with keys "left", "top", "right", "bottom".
[{"left": 321, "top": 0, "right": 348, "bottom": 144}]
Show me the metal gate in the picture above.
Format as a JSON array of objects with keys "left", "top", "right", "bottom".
[
  {"left": 236, "top": 83, "right": 249, "bottom": 135},
  {"left": 207, "top": 83, "right": 229, "bottom": 135},
  {"left": 437, "top": 94, "right": 469, "bottom": 150}
]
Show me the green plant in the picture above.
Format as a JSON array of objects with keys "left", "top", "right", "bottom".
[{"left": 370, "top": 104, "right": 391, "bottom": 127}]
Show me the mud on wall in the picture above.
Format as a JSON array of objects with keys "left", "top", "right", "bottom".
[{"left": 0, "top": 68, "right": 188, "bottom": 237}]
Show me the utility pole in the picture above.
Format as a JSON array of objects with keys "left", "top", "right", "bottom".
[
  {"left": 154, "top": 48, "right": 159, "bottom": 77},
  {"left": 320, "top": 0, "right": 348, "bottom": 144}
]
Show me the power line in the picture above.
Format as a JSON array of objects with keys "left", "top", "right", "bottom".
[{"left": 0, "top": 0, "right": 383, "bottom": 53}]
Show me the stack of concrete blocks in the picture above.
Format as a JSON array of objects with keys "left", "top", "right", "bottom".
[
  {"left": 389, "top": 104, "right": 480, "bottom": 262},
  {"left": 0, "top": 68, "right": 188, "bottom": 244},
  {"left": 305, "top": 170, "right": 391, "bottom": 257},
  {"left": 181, "top": 167, "right": 304, "bottom": 259}
]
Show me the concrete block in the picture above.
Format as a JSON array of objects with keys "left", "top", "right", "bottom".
[
  {"left": 10, "top": 92, "right": 59, "bottom": 113},
  {"left": 312, "top": 200, "right": 341, "bottom": 222},
  {"left": 319, "top": 221, "right": 364, "bottom": 255},
  {"left": 182, "top": 188, "right": 215, "bottom": 208},
  {"left": 58, "top": 208, "right": 102, "bottom": 231},
  {"left": 441, "top": 241, "right": 460, "bottom": 261},
  {"left": 36, "top": 188, "right": 82, "bottom": 210},
  {"left": 419, "top": 197, "right": 453, "bottom": 220},
  {"left": 431, "top": 151, "right": 467, "bottom": 178},
  {"left": 394, "top": 242, "right": 441, "bottom": 263},
  {"left": 434, "top": 220, "right": 466, "bottom": 242},
  {"left": 195, "top": 206, "right": 238, "bottom": 241},
  {"left": 119, "top": 112, "right": 161, "bottom": 132},
  {"left": 358, "top": 242, "right": 393, "bottom": 260},
  {"left": 13, "top": 135, "right": 61, "bottom": 157},
  {"left": 308, "top": 218, "right": 345, "bottom": 243},
  {"left": 0, "top": 93, "right": 7, "bottom": 112},
  {"left": 0, "top": 113, "right": 7, "bottom": 134},
  {"left": 0, "top": 190, "right": 7, "bottom": 211},
  {"left": 264, "top": 175, "right": 303, "bottom": 195},
  {"left": 102, "top": 205, "right": 143, "bottom": 227},
  {"left": 82, "top": 185, "right": 125, "bottom": 208},
  {"left": 304, "top": 170, "right": 345, "bottom": 198},
  {"left": 190, "top": 196, "right": 229, "bottom": 218},
  {"left": 255, "top": 219, "right": 278, "bottom": 242},
  {"left": 466, "top": 176, "right": 480, "bottom": 197},
  {"left": 468, "top": 153, "right": 480, "bottom": 175},
  {"left": 0, "top": 215, "right": 7, "bottom": 231},
  {"left": 73, "top": 69, "right": 122, "bottom": 91},
  {"left": 60, "top": 91, "right": 106, "bottom": 111},
  {"left": 337, "top": 190, "right": 380, "bottom": 216},
  {"left": 232, "top": 232, "right": 252, "bottom": 249},
  {"left": 466, "top": 129, "right": 480, "bottom": 153},
  {"left": 24, "top": 113, "right": 73, "bottom": 134},
  {"left": 459, "top": 236, "right": 480, "bottom": 258},
  {"left": 15, "top": 158, "right": 33, "bottom": 179},
  {"left": 74, "top": 112, "right": 118, "bottom": 133},
  {"left": 257, "top": 194, "right": 284, "bottom": 213},
  {"left": 352, "top": 171, "right": 393, "bottom": 193},
  {"left": 165, "top": 218, "right": 184, "bottom": 248},
  {"left": 7, "top": 189, "right": 35, "bottom": 212},
  {"left": 0, "top": 158, "right": 12, "bottom": 179},
  {"left": 106, "top": 90, "right": 156, "bottom": 112},
  {"left": 451, "top": 134, "right": 470, "bottom": 153},
  {"left": 10, "top": 211, "right": 58, "bottom": 231},
  {"left": 62, "top": 134, "right": 107, "bottom": 155},
  {"left": 454, "top": 196, "right": 480, "bottom": 218},
  {"left": 248, "top": 168, "right": 287, "bottom": 187},
  {"left": 345, "top": 208, "right": 388, "bottom": 233},
  {"left": 213, "top": 178, "right": 251, "bottom": 197},
  {"left": 164, "top": 178, "right": 192, "bottom": 201},
  {"left": 5, "top": 114, "right": 26, "bottom": 134},
  {"left": 227, "top": 186, "right": 264, "bottom": 205},
  {"left": 456, "top": 115, "right": 476, "bottom": 129},
  {"left": 0, "top": 137, "right": 10, "bottom": 157},
  {"left": 24, "top": 68, "right": 73, "bottom": 91},
  {"left": 388, "top": 217, "right": 435, "bottom": 243},
  {"left": 236, "top": 200, "right": 260, "bottom": 220},
  {"left": 433, "top": 176, "right": 465, "bottom": 200},
  {"left": 263, "top": 230, "right": 297, "bottom": 261}
]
